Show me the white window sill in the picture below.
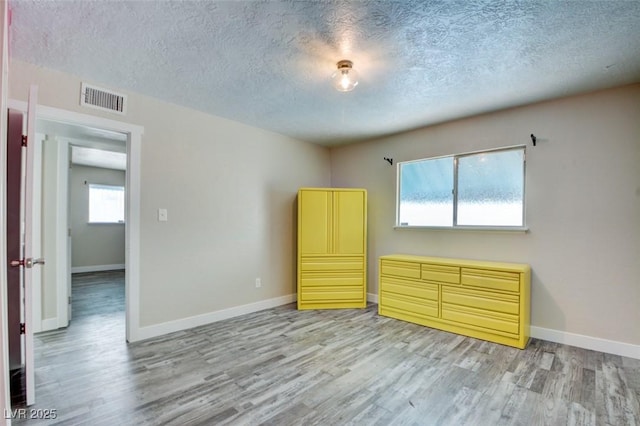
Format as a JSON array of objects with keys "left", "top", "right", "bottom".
[
  {"left": 394, "top": 225, "right": 529, "bottom": 233},
  {"left": 88, "top": 221, "right": 125, "bottom": 225}
]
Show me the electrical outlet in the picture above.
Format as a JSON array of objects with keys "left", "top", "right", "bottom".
[{"left": 255, "top": 278, "right": 261, "bottom": 288}]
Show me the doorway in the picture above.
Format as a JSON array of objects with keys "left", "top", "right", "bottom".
[
  {"left": 37, "top": 120, "right": 128, "bottom": 333},
  {"left": 5, "top": 99, "right": 144, "bottom": 407}
]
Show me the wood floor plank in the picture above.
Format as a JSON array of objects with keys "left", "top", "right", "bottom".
[{"left": 11, "top": 270, "right": 640, "bottom": 425}]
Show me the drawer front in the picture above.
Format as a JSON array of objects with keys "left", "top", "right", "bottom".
[
  {"left": 442, "top": 303, "right": 519, "bottom": 335},
  {"left": 442, "top": 287, "right": 519, "bottom": 315},
  {"left": 381, "top": 292, "right": 438, "bottom": 318},
  {"left": 380, "top": 260, "right": 421, "bottom": 279},
  {"left": 300, "top": 287, "right": 363, "bottom": 301},
  {"left": 301, "top": 272, "right": 363, "bottom": 287},
  {"left": 461, "top": 268, "right": 520, "bottom": 293},
  {"left": 421, "top": 263, "right": 460, "bottom": 284},
  {"left": 380, "top": 276, "right": 438, "bottom": 302},
  {"left": 301, "top": 256, "right": 364, "bottom": 271}
]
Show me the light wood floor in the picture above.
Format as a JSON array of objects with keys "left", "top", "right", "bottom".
[{"left": 14, "top": 271, "right": 640, "bottom": 425}]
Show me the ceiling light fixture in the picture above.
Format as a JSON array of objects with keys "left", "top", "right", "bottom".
[{"left": 332, "top": 60, "right": 359, "bottom": 92}]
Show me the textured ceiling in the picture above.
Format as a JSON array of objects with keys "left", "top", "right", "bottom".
[{"left": 9, "top": 1, "right": 640, "bottom": 146}]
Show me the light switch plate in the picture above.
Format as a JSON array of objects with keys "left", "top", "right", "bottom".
[{"left": 158, "top": 208, "right": 168, "bottom": 222}]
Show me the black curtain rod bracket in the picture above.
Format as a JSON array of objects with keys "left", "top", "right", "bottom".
[{"left": 384, "top": 157, "right": 393, "bottom": 165}]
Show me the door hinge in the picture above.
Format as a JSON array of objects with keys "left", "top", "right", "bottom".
[
  {"left": 21, "top": 135, "right": 27, "bottom": 147},
  {"left": 19, "top": 323, "right": 25, "bottom": 335}
]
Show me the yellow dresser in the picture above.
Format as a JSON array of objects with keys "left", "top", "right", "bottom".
[
  {"left": 297, "top": 188, "right": 367, "bottom": 309},
  {"left": 379, "top": 254, "right": 530, "bottom": 349}
]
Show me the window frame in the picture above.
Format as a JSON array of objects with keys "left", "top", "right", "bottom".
[
  {"left": 88, "top": 183, "right": 126, "bottom": 224},
  {"left": 395, "top": 145, "right": 527, "bottom": 231}
]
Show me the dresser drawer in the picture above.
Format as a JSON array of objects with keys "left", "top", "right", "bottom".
[
  {"left": 380, "top": 276, "right": 438, "bottom": 302},
  {"left": 461, "top": 268, "right": 520, "bottom": 293},
  {"left": 421, "top": 263, "right": 460, "bottom": 284},
  {"left": 301, "top": 256, "right": 364, "bottom": 271},
  {"left": 380, "top": 260, "right": 421, "bottom": 279},
  {"left": 380, "top": 292, "right": 438, "bottom": 318},
  {"left": 300, "top": 271, "right": 363, "bottom": 287},
  {"left": 442, "top": 287, "right": 519, "bottom": 315},
  {"left": 300, "top": 287, "right": 363, "bottom": 301},
  {"left": 441, "top": 303, "right": 519, "bottom": 335}
]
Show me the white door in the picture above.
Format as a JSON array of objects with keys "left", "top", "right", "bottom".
[
  {"left": 11, "top": 86, "right": 40, "bottom": 405},
  {"left": 23, "top": 85, "right": 39, "bottom": 405}
]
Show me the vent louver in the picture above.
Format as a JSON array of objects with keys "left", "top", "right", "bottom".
[{"left": 80, "top": 83, "right": 127, "bottom": 115}]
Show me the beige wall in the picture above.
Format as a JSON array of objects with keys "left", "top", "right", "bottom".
[
  {"left": 69, "top": 164, "right": 126, "bottom": 269},
  {"left": 10, "top": 60, "right": 330, "bottom": 327},
  {"left": 330, "top": 84, "right": 640, "bottom": 346}
]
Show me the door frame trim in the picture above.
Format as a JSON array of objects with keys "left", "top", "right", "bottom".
[{"left": 7, "top": 99, "right": 144, "bottom": 342}]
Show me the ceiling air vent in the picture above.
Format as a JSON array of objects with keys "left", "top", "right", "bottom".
[{"left": 80, "top": 83, "right": 127, "bottom": 115}]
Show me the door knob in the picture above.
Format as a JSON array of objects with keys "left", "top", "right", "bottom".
[
  {"left": 25, "top": 258, "right": 45, "bottom": 268},
  {"left": 10, "top": 258, "right": 45, "bottom": 268}
]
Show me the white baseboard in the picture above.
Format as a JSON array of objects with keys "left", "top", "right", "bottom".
[
  {"left": 367, "top": 293, "right": 379, "bottom": 304},
  {"left": 530, "top": 326, "right": 640, "bottom": 360},
  {"left": 39, "top": 318, "right": 59, "bottom": 333},
  {"left": 72, "top": 264, "right": 125, "bottom": 274},
  {"left": 132, "top": 294, "right": 297, "bottom": 342}
]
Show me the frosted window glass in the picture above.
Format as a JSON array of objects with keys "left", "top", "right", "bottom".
[
  {"left": 457, "top": 149, "right": 524, "bottom": 226},
  {"left": 398, "top": 158, "right": 453, "bottom": 226}
]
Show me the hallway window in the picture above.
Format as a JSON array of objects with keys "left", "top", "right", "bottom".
[{"left": 88, "top": 184, "right": 125, "bottom": 223}]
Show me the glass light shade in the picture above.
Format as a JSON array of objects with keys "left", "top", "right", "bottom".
[{"left": 332, "top": 60, "right": 359, "bottom": 92}]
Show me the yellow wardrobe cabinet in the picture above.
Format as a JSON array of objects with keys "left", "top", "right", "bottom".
[{"left": 297, "top": 188, "right": 367, "bottom": 309}]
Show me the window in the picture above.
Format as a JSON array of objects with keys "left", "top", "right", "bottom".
[
  {"left": 88, "top": 184, "right": 125, "bottom": 224},
  {"left": 397, "top": 146, "right": 525, "bottom": 229}
]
